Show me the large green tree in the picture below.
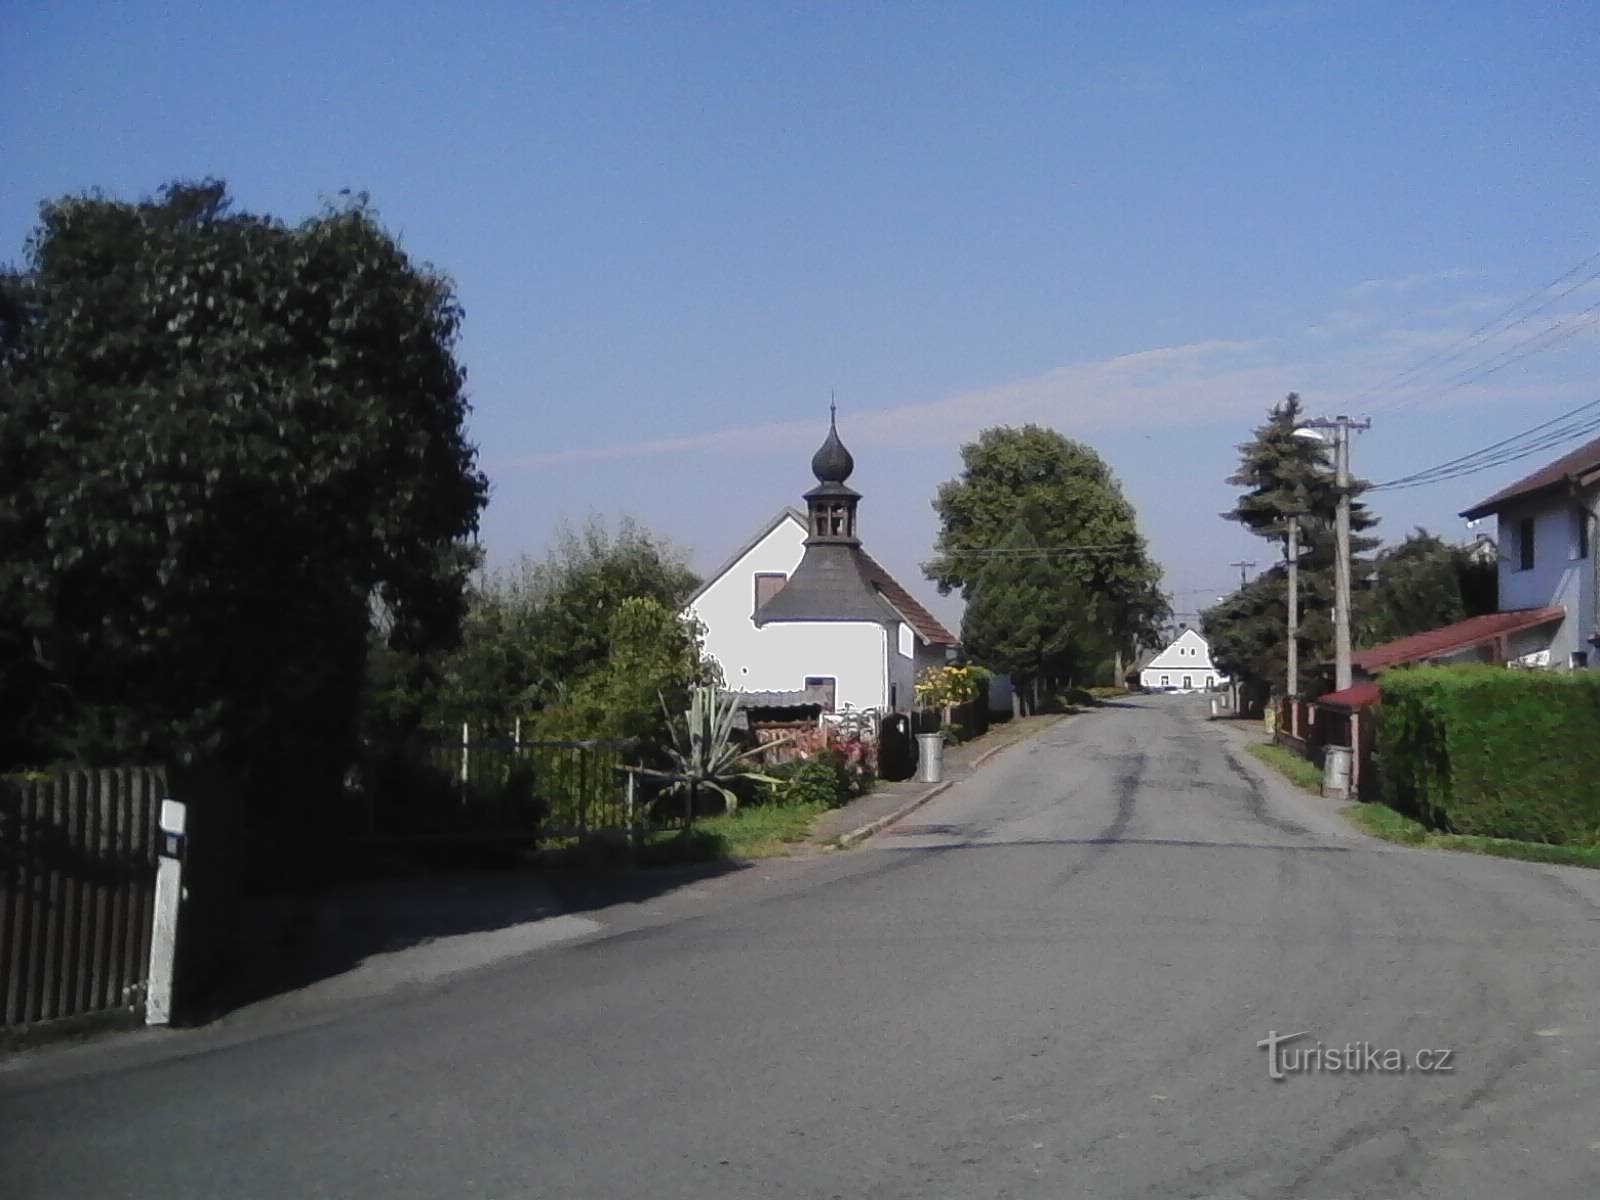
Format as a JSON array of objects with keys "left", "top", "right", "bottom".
[
  {"left": 929, "top": 425, "right": 1169, "bottom": 677},
  {"left": 0, "top": 181, "right": 488, "bottom": 823},
  {"left": 960, "top": 521, "right": 1104, "bottom": 707}
]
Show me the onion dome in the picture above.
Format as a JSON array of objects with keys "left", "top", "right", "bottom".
[{"left": 810, "top": 407, "right": 855, "bottom": 484}]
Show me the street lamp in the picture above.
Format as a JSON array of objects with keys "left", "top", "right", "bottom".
[{"left": 1295, "top": 416, "right": 1370, "bottom": 692}]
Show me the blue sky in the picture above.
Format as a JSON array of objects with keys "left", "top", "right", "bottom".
[{"left": 6, "top": 2, "right": 1598, "bottom": 630}]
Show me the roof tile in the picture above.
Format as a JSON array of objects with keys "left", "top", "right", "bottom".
[
  {"left": 1351, "top": 606, "right": 1566, "bottom": 672},
  {"left": 1460, "top": 434, "right": 1600, "bottom": 519}
]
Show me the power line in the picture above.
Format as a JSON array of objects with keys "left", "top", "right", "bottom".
[
  {"left": 1349, "top": 248, "right": 1600, "bottom": 411},
  {"left": 1370, "top": 396, "right": 1600, "bottom": 492}
]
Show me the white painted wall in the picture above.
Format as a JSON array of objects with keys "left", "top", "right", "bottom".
[
  {"left": 1140, "top": 668, "right": 1219, "bottom": 691},
  {"left": 1495, "top": 496, "right": 1593, "bottom": 667},
  {"left": 686, "top": 515, "right": 890, "bottom": 709}
]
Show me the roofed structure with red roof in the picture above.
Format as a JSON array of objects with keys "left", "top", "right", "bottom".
[{"left": 1350, "top": 606, "right": 1565, "bottom": 673}]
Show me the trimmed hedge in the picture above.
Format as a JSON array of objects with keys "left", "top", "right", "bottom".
[{"left": 1380, "top": 665, "right": 1600, "bottom": 844}]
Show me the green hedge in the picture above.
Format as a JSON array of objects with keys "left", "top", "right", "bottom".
[{"left": 1380, "top": 665, "right": 1600, "bottom": 844}]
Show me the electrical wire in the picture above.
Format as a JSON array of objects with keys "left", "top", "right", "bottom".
[
  {"left": 1348, "top": 249, "right": 1600, "bottom": 411},
  {"left": 1370, "top": 397, "right": 1600, "bottom": 492}
]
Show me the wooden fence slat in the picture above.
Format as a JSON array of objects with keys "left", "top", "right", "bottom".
[
  {"left": 119, "top": 769, "right": 146, "bottom": 1010},
  {"left": 0, "top": 779, "right": 14, "bottom": 1027},
  {"left": 38, "top": 772, "right": 65, "bottom": 1022},
  {"left": 133, "top": 770, "right": 157, "bottom": 1005},
  {"left": 0, "top": 779, "right": 28, "bottom": 1026},
  {"left": 22, "top": 777, "right": 50, "bottom": 1024},
  {"left": 68, "top": 771, "right": 92, "bottom": 1017},
  {"left": 58, "top": 772, "right": 83, "bottom": 1020},
  {"left": 107, "top": 768, "right": 131, "bottom": 1012},
  {"left": 88, "top": 767, "right": 114, "bottom": 1013}
]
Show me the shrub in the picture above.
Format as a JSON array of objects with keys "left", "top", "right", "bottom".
[
  {"left": 784, "top": 753, "right": 853, "bottom": 808},
  {"left": 1380, "top": 665, "right": 1600, "bottom": 844}
]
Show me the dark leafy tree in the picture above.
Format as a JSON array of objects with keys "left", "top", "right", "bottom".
[
  {"left": 930, "top": 425, "right": 1169, "bottom": 676},
  {"left": 0, "top": 181, "right": 488, "bottom": 838},
  {"left": 1361, "top": 528, "right": 1498, "bottom": 645},
  {"left": 960, "top": 522, "right": 1105, "bottom": 708},
  {"left": 417, "top": 516, "right": 704, "bottom": 736}
]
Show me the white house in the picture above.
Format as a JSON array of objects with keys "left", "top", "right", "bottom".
[
  {"left": 1139, "top": 628, "right": 1227, "bottom": 692},
  {"left": 686, "top": 413, "right": 958, "bottom": 715},
  {"left": 1457, "top": 433, "right": 1600, "bottom": 671}
]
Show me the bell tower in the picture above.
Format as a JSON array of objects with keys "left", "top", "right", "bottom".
[{"left": 804, "top": 404, "right": 860, "bottom": 544}]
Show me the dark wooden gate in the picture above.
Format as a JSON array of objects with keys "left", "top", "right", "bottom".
[{"left": 0, "top": 767, "right": 164, "bottom": 1028}]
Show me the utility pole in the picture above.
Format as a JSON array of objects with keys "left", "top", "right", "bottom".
[
  {"left": 1298, "top": 414, "right": 1371, "bottom": 691},
  {"left": 1229, "top": 560, "right": 1256, "bottom": 591},
  {"left": 1285, "top": 516, "right": 1299, "bottom": 700}
]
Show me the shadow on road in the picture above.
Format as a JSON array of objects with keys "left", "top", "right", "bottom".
[{"left": 191, "top": 856, "right": 747, "bottom": 1025}]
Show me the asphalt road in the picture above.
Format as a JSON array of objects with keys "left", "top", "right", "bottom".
[{"left": 6, "top": 696, "right": 1600, "bottom": 1198}]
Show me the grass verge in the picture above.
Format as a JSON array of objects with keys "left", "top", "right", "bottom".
[
  {"left": 694, "top": 801, "right": 830, "bottom": 859},
  {"left": 1342, "top": 802, "right": 1600, "bottom": 869},
  {"left": 536, "top": 801, "right": 830, "bottom": 871},
  {"left": 1246, "top": 741, "right": 1324, "bottom": 793},
  {"left": 1246, "top": 738, "right": 1600, "bottom": 870}
]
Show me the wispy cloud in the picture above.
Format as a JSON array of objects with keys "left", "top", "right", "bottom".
[
  {"left": 491, "top": 288, "right": 1598, "bottom": 471},
  {"left": 1351, "top": 267, "right": 1483, "bottom": 295}
]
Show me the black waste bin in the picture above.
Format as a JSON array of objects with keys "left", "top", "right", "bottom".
[{"left": 879, "top": 713, "right": 916, "bottom": 781}]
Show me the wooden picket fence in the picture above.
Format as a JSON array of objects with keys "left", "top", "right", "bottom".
[{"left": 0, "top": 767, "right": 165, "bottom": 1028}]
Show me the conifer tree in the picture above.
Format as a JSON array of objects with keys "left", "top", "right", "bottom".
[{"left": 1208, "top": 394, "right": 1379, "bottom": 696}]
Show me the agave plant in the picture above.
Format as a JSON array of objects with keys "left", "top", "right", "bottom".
[{"left": 631, "top": 686, "right": 789, "bottom": 828}]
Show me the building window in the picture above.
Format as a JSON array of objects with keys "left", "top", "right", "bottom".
[
  {"left": 1574, "top": 507, "right": 1590, "bottom": 561},
  {"left": 1161, "top": 674, "right": 1169, "bottom": 686},
  {"left": 1183, "top": 675, "right": 1192, "bottom": 690},
  {"left": 753, "top": 572, "right": 787, "bottom": 613},
  {"left": 1518, "top": 517, "right": 1535, "bottom": 571},
  {"left": 804, "top": 676, "right": 837, "bottom": 712},
  {"left": 897, "top": 623, "right": 915, "bottom": 659},
  {"left": 1572, "top": 652, "right": 1589, "bottom": 670}
]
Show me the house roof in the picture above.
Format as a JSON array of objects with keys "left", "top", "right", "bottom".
[
  {"left": 857, "top": 551, "right": 959, "bottom": 645},
  {"left": 730, "top": 688, "right": 831, "bottom": 710},
  {"left": 1316, "top": 681, "right": 1382, "bottom": 710},
  {"left": 693, "top": 506, "right": 958, "bottom": 645},
  {"left": 754, "top": 541, "right": 907, "bottom": 627},
  {"left": 1350, "top": 606, "right": 1566, "bottom": 672},
  {"left": 685, "top": 507, "right": 806, "bottom": 606},
  {"left": 1460, "top": 433, "right": 1600, "bottom": 520}
]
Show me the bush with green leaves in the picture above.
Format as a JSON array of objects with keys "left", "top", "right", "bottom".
[
  {"left": 783, "top": 753, "right": 854, "bottom": 809},
  {"left": 1380, "top": 665, "right": 1600, "bottom": 844}
]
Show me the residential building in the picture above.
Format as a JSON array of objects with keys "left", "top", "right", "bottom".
[
  {"left": 1138, "top": 627, "right": 1227, "bottom": 692},
  {"left": 685, "top": 414, "right": 958, "bottom": 715},
  {"left": 1459, "top": 434, "right": 1600, "bottom": 671},
  {"left": 1311, "top": 435, "right": 1600, "bottom": 770}
]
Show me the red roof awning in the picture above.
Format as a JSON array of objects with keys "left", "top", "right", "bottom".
[
  {"left": 1316, "top": 681, "right": 1381, "bottom": 710},
  {"left": 1350, "top": 606, "right": 1566, "bottom": 673}
]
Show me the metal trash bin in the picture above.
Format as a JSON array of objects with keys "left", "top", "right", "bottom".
[
  {"left": 1322, "top": 745, "right": 1352, "bottom": 800},
  {"left": 916, "top": 732, "right": 945, "bottom": 784}
]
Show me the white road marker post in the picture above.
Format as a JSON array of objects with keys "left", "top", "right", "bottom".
[{"left": 146, "top": 798, "right": 187, "bottom": 1025}]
